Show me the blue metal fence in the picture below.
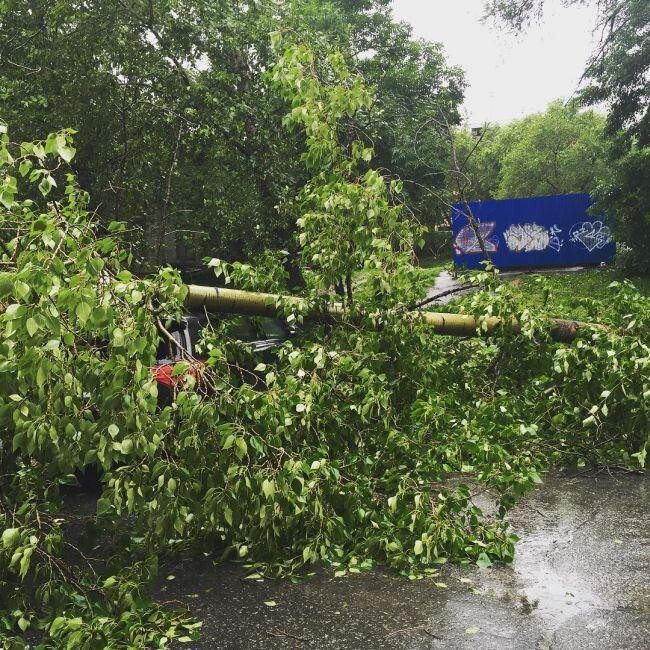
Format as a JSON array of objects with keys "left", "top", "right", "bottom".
[{"left": 451, "top": 193, "right": 615, "bottom": 270}]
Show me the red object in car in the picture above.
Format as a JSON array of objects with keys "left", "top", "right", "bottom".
[{"left": 152, "top": 360, "right": 206, "bottom": 388}]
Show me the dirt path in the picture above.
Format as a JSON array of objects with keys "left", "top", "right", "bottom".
[{"left": 158, "top": 472, "right": 649, "bottom": 649}]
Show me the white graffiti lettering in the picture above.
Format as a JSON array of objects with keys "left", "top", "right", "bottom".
[
  {"left": 504, "top": 223, "right": 563, "bottom": 253},
  {"left": 569, "top": 221, "right": 612, "bottom": 252},
  {"left": 548, "top": 225, "right": 563, "bottom": 252}
]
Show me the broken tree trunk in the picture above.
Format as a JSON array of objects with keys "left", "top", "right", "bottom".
[{"left": 184, "top": 284, "right": 596, "bottom": 343}]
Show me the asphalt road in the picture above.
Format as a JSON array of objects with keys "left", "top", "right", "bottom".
[{"left": 158, "top": 471, "right": 649, "bottom": 649}]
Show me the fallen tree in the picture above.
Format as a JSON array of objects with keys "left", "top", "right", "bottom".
[
  {"left": 185, "top": 284, "right": 599, "bottom": 342},
  {"left": 0, "top": 40, "right": 647, "bottom": 648}
]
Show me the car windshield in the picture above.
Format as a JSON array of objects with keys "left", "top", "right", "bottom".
[{"left": 227, "top": 316, "right": 287, "bottom": 341}]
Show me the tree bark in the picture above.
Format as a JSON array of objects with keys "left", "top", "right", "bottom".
[{"left": 184, "top": 284, "right": 600, "bottom": 343}]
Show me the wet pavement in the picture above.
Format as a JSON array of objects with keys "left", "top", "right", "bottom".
[
  {"left": 158, "top": 472, "right": 649, "bottom": 649},
  {"left": 425, "top": 267, "right": 587, "bottom": 304}
]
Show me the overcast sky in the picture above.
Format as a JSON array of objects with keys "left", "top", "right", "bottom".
[{"left": 391, "top": 0, "right": 600, "bottom": 126}]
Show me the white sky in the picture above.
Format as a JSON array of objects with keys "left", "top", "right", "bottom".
[{"left": 391, "top": 0, "right": 600, "bottom": 125}]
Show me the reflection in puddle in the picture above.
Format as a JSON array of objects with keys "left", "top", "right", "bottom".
[{"left": 514, "top": 529, "right": 606, "bottom": 624}]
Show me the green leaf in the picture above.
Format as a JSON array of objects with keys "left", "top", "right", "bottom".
[
  {"left": 172, "top": 361, "right": 191, "bottom": 377},
  {"left": 26, "top": 317, "right": 39, "bottom": 337},
  {"left": 44, "top": 133, "right": 58, "bottom": 155},
  {"left": 58, "top": 144, "right": 76, "bottom": 163},
  {"left": 38, "top": 175, "right": 56, "bottom": 196},
  {"left": 75, "top": 302, "right": 92, "bottom": 324},
  {"left": 19, "top": 548, "right": 32, "bottom": 577},
  {"left": 18, "top": 159, "right": 32, "bottom": 177},
  {"left": 631, "top": 445, "right": 646, "bottom": 468},
  {"left": 4, "top": 303, "right": 21, "bottom": 318},
  {"left": 49, "top": 616, "right": 67, "bottom": 637},
  {"left": 235, "top": 437, "right": 248, "bottom": 459},
  {"left": 2, "top": 528, "right": 20, "bottom": 549},
  {"left": 0, "top": 190, "right": 15, "bottom": 209},
  {"left": 476, "top": 553, "right": 492, "bottom": 569},
  {"left": 261, "top": 479, "right": 275, "bottom": 498},
  {"left": 112, "top": 327, "right": 125, "bottom": 347}
]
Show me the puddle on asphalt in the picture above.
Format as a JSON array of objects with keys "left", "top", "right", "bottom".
[{"left": 513, "top": 528, "right": 606, "bottom": 624}]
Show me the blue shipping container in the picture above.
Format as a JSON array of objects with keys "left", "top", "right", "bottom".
[{"left": 451, "top": 193, "right": 615, "bottom": 270}]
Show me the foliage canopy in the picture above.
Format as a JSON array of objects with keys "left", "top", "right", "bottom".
[
  {"left": 0, "top": 36, "right": 648, "bottom": 647},
  {"left": 455, "top": 101, "right": 610, "bottom": 201},
  {"left": 0, "top": 0, "right": 463, "bottom": 268}
]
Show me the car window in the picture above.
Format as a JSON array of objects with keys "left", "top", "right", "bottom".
[
  {"left": 228, "top": 316, "right": 259, "bottom": 341},
  {"left": 259, "top": 317, "right": 287, "bottom": 338}
]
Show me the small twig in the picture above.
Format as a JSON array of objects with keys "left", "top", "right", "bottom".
[
  {"left": 267, "top": 628, "right": 312, "bottom": 643},
  {"left": 531, "top": 507, "right": 550, "bottom": 520},
  {"left": 6, "top": 59, "right": 41, "bottom": 74},
  {"left": 574, "top": 510, "right": 599, "bottom": 531}
]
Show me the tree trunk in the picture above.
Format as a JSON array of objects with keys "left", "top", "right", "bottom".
[{"left": 184, "top": 284, "right": 599, "bottom": 343}]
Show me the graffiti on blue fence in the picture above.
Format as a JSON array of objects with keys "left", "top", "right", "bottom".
[
  {"left": 453, "top": 222, "right": 499, "bottom": 254},
  {"left": 451, "top": 194, "right": 615, "bottom": 269},
  {"left": 569, "top": 221, "right": 613, "bottom": 252},
  {"left": 503, "top": 222, "right": 563, "bottom": 252}
]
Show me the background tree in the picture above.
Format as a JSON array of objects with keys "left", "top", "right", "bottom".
[
  {"left": 496, "top": 101, "right": 609, "bottom": 198},
  {"left": 453, "top": 122, "right": 520, "bottom": 202},
  {"left": 454, "top": 101, "right": 609, "bottom": 201},
  {"left": 0, "top": 0, "right": 463, "bottom": 270},
  {"left": 352, "top": 16, "right": 465, "bottom": 224},
  {"left": 484, "top": 0, "right": 649, "bottom": 272},
  {"left": 592, "top": 143, "right": 650, "bottom": 273}
]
